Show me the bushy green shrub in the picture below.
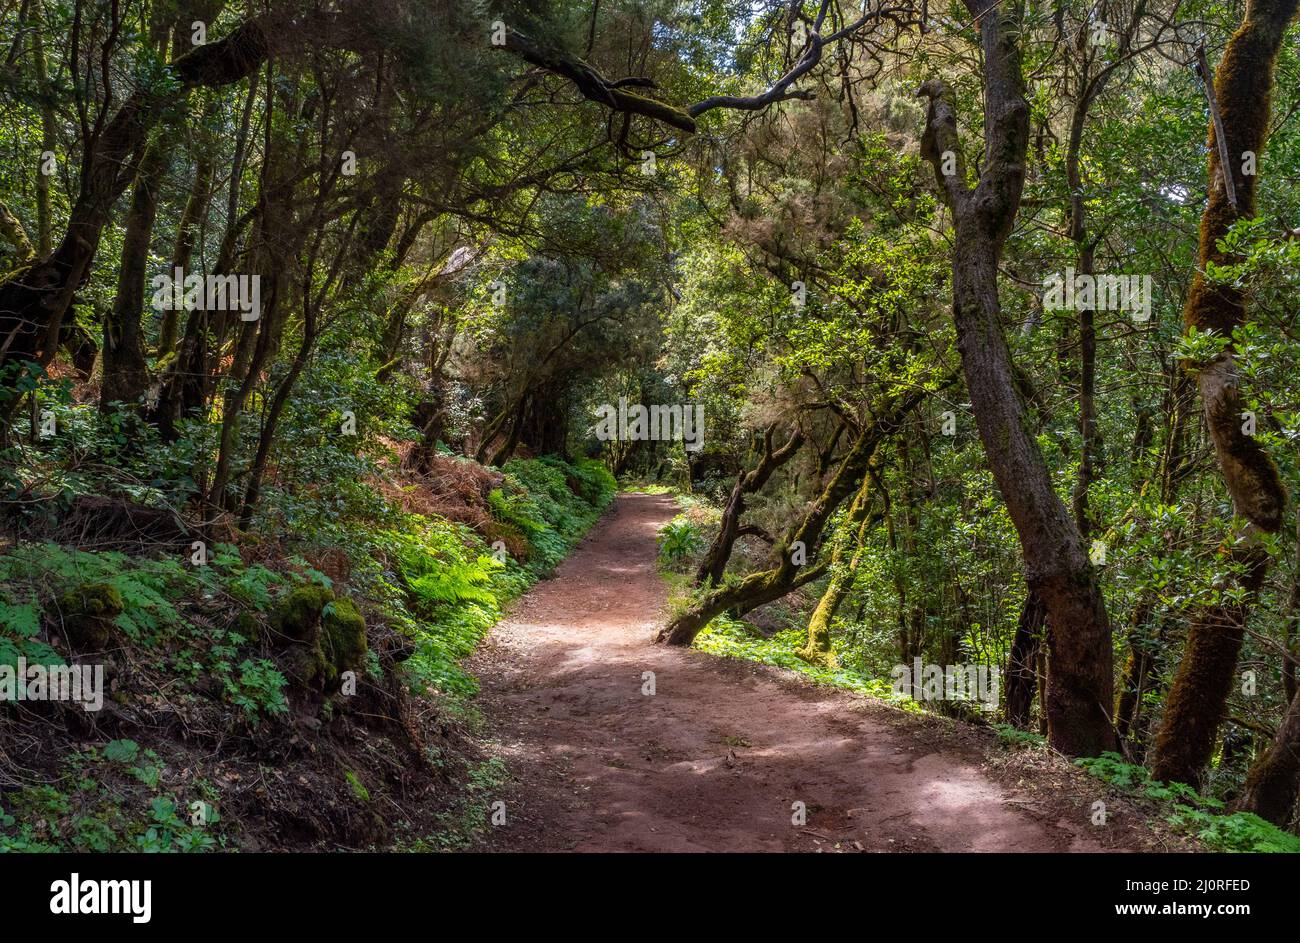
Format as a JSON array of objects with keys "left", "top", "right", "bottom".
[
  {"left": 657, "top": 516, "right": 705, "bottom": 568},
  {"left": 366, "top": 455, "right": 613, "bottom": 702}
]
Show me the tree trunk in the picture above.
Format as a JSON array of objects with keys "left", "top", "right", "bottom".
[
  {"left": 1149, "top": 0, "right": 1297, "bottom": 787},
  {"left": 100, "top": 142, "right": 168, "bottom": 411},
  {"left": 800, "top": 473, "right": 875, "bottom": 666},
  {"left": 918, "top": 1, "right": 1116, "bottom": 756},
  {"left": 1238, "top": 687, "right": 1300, "bottom": 825},
  {"left": 952, "top": 239, "right": 1116, "bottom": 755},
  {"left": 1004, "top": 590, "right": 1046, "bottom": 728}
]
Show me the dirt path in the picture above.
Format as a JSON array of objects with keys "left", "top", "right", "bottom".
[{"left": 469, "top": 493, "right": 1107, "bottom": 852}]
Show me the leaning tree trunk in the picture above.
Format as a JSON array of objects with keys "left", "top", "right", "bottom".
[
  {"left": 918, "top": 0, "right": 1116, "bottom": 756},
  {"left": 658, "top": 390, "right": 924, "bottom": 646},
  {"left": 695, "top": 424, "right": 805, "bottom": 587},
  {"left": 800, "top": 472, "right": 876, "bottom": 666},
  {"left": 1149, "top": 0, "right": 1297, "bottom": 787},
  {"left": 1238, "top": 687, "right": 1300, "bottom": 825}
]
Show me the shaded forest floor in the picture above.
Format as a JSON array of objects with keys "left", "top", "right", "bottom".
[{"left": 468, "top": 493, "right": 1188, "bottom": 852}]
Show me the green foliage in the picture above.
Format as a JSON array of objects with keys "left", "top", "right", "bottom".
[
  {"left": 103, "top": 739, "right": 140, "bottom": 763},
  {"left": 136, "top": 797, "right": 218, "bottom": 854},
  {"left": 991, "top": 724, "right": 1047, "bottom": 748},
  {"left": 1074, "top": 752, "right": 1298, "bottom": 852},
  {"left": 656, "top": 516, "right": 705, "bottom": 567},
  {"left": 409, "top": 556, "right": 501, "bottom": 606},
  {"left": 0, "top": 539, "right": 302, "bottom": 725},
  {"left": 0, "top": 745, "right": 227, "bottom": 853},
  {"left": 1076, "top": 752, "right": 1215, "bottom": 805},
  {"left": 0, "top": 597, "right": 58, "bottom": 667},
  {"left": 1165, "top": 806, "right": 1300, "bottom": 854},
  {"left": 693, "top": 612, "right": 915, "bottom": 708},
  {"left": 225, "top": 659, "right": 289, "bottom": 722}
]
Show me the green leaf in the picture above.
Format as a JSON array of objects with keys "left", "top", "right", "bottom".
[{"left": 103, "top": 739, "right": 140, "bottom": 763}]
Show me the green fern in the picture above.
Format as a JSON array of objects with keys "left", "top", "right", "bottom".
[{"left": 409, "top": 556, "right": 501, "bottom": 607}]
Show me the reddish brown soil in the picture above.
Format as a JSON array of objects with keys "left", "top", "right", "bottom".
[{"left": 468, "top": 493, "right": 1116, "bottom": 852}]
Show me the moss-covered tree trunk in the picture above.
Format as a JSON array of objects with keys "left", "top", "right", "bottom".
[
  {"left": 658, "top": 391, "right": 924, "bottom": 647},
  {"left": 918, "top": 0, "right": 1116, "bottom": 756},
  {"left": 1238, "top": 687, "right": 1300, "bottom": 824},
  {"left": 695, "top": 424, "right": 804, "bottom": 588},
  {"left": 1150, "top": 0, "right": 1298, "bottom": 787},
  {"left": 800, "top": 473, "right": 876, "bottom": 667}
]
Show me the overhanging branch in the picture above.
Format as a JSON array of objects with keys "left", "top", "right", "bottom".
[{"left": 500, "top": 2, "right": 909, "bottom": 133}]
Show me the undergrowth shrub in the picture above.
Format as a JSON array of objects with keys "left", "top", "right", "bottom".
[
  {"left": 1075, "top": 752, "right": 1300, "bottom": 853},
  {"left": 357, "top": 455, "right": 615, "bottom": 703},
  {"left": 656, "top": 516, "right": 705, "bottom": 569},
  {"left": 0, "top": 451, "right": 614, "bottom": 851},
  {"left": 693, "top": 612, "right": 914, "bottom": 708}
]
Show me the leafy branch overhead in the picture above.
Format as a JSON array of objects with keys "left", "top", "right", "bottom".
[{"left": 2, "top": 0, "right": 1300, "bottom": 857}]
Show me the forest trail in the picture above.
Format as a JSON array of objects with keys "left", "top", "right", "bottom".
[{"left": 470, "top": 493, "right": 1105, "bottom": 852}]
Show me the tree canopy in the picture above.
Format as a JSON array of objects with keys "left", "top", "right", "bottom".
[{"left": 2, "top": 0, "right": 1300, "bottom": 852}]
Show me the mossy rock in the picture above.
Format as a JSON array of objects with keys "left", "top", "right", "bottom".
[
  {"left": 321, "top": 597, "right": 367, "bottom": 677},
  {"left": 55, "top": 583, "right": 124, "bottom": 652},
  {"left": 269, "top": 584, "right": 367, "bottom": 691},
  {"left": 270, "top": 584, "right": 334, "bottom": 644},
  {"left": 284, "top": 642, "right": 328, "bottom": 687}
]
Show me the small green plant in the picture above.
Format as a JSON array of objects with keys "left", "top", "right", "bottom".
[
  {"left": 657, "top": 517, "right": 705, "bottom": 567},
  {"left": 991, "top": 723, "right": 1046, "bottom": 748},
  {"left": 223, "top": 659, "right": 289, "bottom": 722},
  {"left": 1073, "top": 751, "right": 1298, "bottom": 852},
  {"left": 103, "top": 739, "right": 140, "bottom": 763},
  {"left": 1165, "top": 806, "right": 1300, "bottom": 853},
  {"left": 135, "top": 797, "right": 217, "bottom": 853},
  {"left": 345, "top": 770, "right": 371, "bottom": 803}
]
